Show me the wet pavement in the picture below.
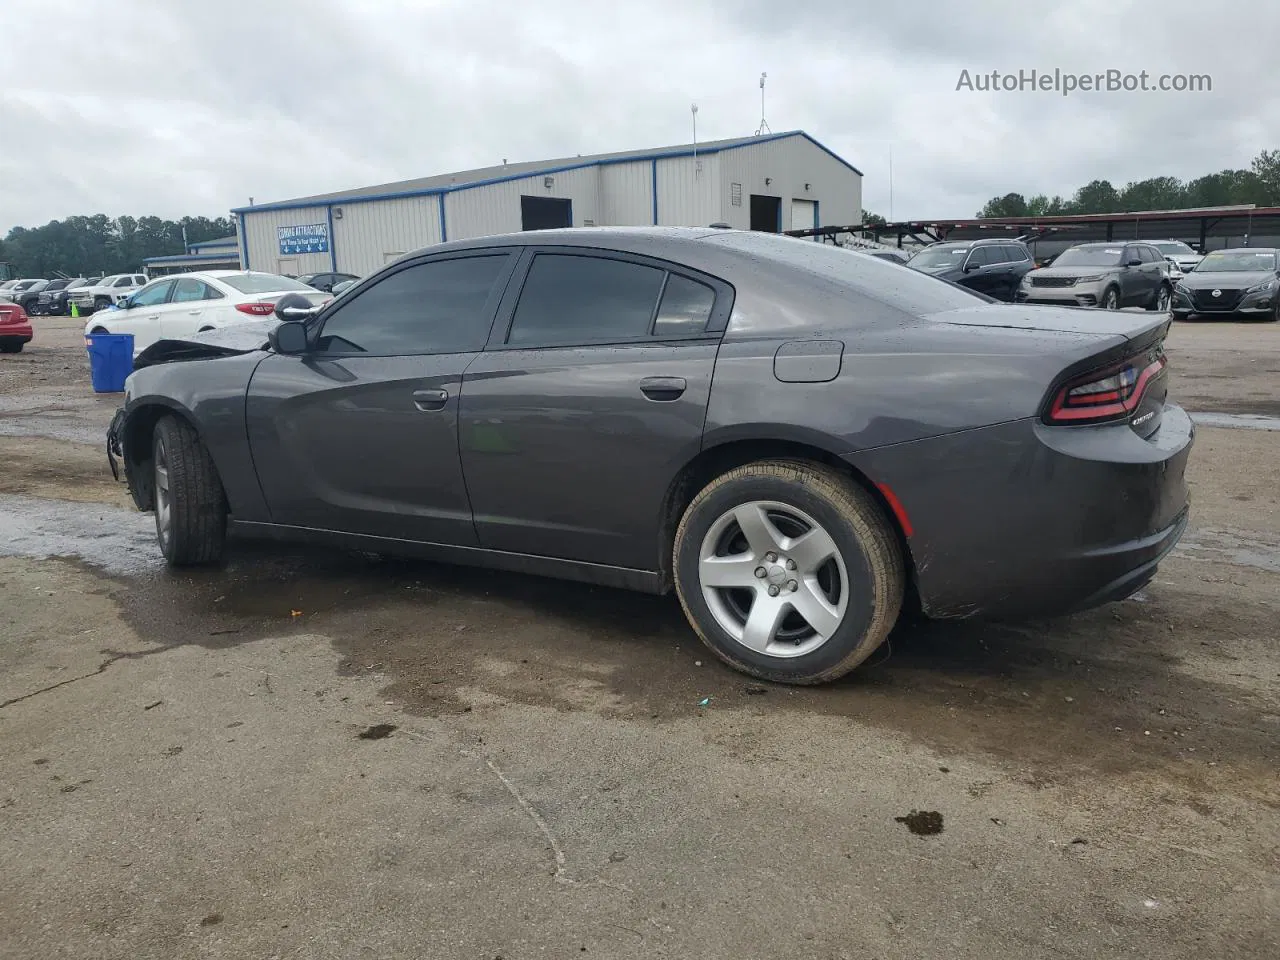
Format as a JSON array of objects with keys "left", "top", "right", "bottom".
[{"left": 1, "top": 314, "right": 1278, "bottom": 959}]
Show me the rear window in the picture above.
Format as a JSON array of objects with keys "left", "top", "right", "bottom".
[
  {"left": 708, "top": 232, "right": 986, "bottom": 315},
  {"left": 220, "top": 272, "right": 317, "bottom": 294}
]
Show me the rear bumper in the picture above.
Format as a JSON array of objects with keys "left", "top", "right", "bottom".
[
  {"left": 846, "top": 404, "right": 1194, "bottom": 620},
  {"left": 0, "top": 327, "right": 33, "bottom": 343}
]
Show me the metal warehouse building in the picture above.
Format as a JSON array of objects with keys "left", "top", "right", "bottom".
[{"left": 234, "top": 130, "right": 862, "bottom": 278}]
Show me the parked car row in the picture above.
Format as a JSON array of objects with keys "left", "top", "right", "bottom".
[{"left": 0, "top": 274, "right": 143, "bottom": 316}]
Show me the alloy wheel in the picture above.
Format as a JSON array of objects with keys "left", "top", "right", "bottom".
[
  {"left": 1157, "top": 287, "right": 1171, "bottom": 312},
  {"left": 697, "top": 500, "right": 850, "bottom": 658},
  {"left": 1103, "top": 289, "right": 1119, "bottom": 310},
  {"left": 154, "top": 435, "right": 172, "bottom": 550}
]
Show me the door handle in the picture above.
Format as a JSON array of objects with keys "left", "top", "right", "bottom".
[
  {"left": 412, "top": 388, "right": 449, "bottom": 411},
  {"left": 187, "top": 310, "right": 202, "bottom": 315},
  {"left": 640, "top": 376, "right": 687, "bottom": 401}
]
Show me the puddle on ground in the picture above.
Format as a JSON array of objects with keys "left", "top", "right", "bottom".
[
  {"left": 1189, "top": 412, "right": 1280, "bottom": 432},
  {"left": 894, "top": 810, "right": 944, "bottom": 836},
  {"left": 1174, "top": 528, "right": 1280, "bottom": 574},
  {"left": 0, "top": 494, "right": 158, "bottom": 576}
]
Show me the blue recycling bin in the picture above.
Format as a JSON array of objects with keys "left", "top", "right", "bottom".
[{"left": 85, "top": 333, "right": 134, "bottom": 393}]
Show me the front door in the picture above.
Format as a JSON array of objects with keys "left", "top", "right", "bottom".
[
  {"left": 245, "top": 251, "right": 518, "bottom": 545},
  {"left": 959, "top": 246, "right": 1003, "bottom": 297},
  {"left": 116, "top": 278, "right": 174, "bottom": 351},
  {"left": 459, "top": 250, "right": 728, "bottom": 571}
]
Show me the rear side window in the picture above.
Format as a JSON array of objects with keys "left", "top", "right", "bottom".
[
  {"left": 654, "top": 274, "right": 716, "bottom": 336},
  {"left": 172, "top": 278, "right": 222, "bottom": 303},
  {"left": 507, "top": 254, "right": 666, "bottom": 347},
  {"left": 1003, "top": 245, "right": 1029, "bottom": 262},
  {"left": 317, "top": 254, "right": 510, "bottom": 356}
]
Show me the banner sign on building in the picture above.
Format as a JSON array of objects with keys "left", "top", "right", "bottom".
[{"left": 278, "top": 223, "right": 330, "bottom": 255}]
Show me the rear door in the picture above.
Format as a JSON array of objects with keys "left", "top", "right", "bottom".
[
  {"left": 160, "top": 277, "right": 225, "bottom": 338},
  {"left": 459, "top": 249, "right": 731, "bottom": 571},
  {"left": 245, "top": 250, "right": 518, "bottom": 545}
]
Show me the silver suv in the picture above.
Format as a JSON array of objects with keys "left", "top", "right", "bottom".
[{"left": 1017, "top": 242, "right": 1172, "bottom": 311}]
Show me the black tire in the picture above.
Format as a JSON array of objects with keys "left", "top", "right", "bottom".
[
  {"left": 1101, "top": 286, "right": 1120, "bottom": 310},
  {"left": 1172, "top": 311, "right": 1192, "bottom": 322},
  {"left": 152, "top": 415, "right": 227, "bottom": 566},
  {"left": 1149, "top": 283, "right": 1171, "bottom": 312},
  {"left": 94, "top": 296, "right": 111, "bottom": 311},
  {"left": 0, "top": 340, "right": 23, "bottom": 354},
  {"left": 673, "top": 459, "right": 904, "bottom": 685},
  {"left": 90, "top": 326, "right": 108, "bottom": 335}
]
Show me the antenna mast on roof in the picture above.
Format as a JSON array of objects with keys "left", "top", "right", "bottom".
[
  {"left": 755, "top": 72, "right": 771, "bottom": 136},
  {"left": 692, "top": 102, "right": 702, "bottom": 177}
]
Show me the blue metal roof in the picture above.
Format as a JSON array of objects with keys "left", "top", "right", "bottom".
[
  {"left": 187, "top": 236, "right": 239, "bottom": 250},
  {"left": 233, "top": 130, "right": 861, "bottom": 215},
  {"left": 142, "top": 252, "right": 242, "bottom": 265}
]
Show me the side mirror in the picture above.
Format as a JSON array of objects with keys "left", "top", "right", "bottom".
[
  {"left": 268, "top": 320, "right": 308, "bottom": 354},
  {"left": 1126, "top": 257, "right": 1142, "bottom": 267},
  {"left": 963, "top": 261, "right": 980, "bottom": 272},
  {"left": 273, "top": 292, "right": 316, "bottom": 322}
]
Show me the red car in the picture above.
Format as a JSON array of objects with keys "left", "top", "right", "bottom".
[{"left": 0, "top": 301, "right": 33, "bottom": 353}]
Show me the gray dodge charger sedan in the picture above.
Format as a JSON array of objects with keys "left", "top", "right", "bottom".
[{"left": 108, "top": 227, "right": 1193, "bottom": 685}]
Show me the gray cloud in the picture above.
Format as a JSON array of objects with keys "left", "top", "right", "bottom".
[{"left": 2, "top": 0, "right": 1276, "bottom": 232}]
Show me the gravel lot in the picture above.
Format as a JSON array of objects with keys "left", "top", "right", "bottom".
[{"left": 2, "top": 314, "right": 1277, "bottom": 960}]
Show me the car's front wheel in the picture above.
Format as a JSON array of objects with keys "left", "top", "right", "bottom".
[
  {"left": 152, "top": 416, "right": 227, "bottom": 566},
  {"left": 1150, "top": 283, "right": 1171, "bottom": 312},
  {"left": 1101, "top": 286, "right": 1120, "bottom": 310},
  {"left": 673, "top": 460, "right": 904, "bottom": 685}
]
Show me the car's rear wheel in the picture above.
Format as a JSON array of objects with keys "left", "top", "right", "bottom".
[
  {"left": 152, "top": 416, "right": 227, "bottom": 566},
  {"left": 0, "top": 340, "right": 23, "bottom": 354},
  {"left": 1101, "top": 286, "right": 1120, "bottom": 310},
  {"left": 673, "top": 460, "right": 904, "bottom": 685}
]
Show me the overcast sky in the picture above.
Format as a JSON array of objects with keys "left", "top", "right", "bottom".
[{"left": 2, "top": 0, "right": 1276, "bottom": 232}]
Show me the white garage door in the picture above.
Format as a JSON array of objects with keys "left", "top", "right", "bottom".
[{"left": 791, "top": 199, "right": 817, "bottom": 233}]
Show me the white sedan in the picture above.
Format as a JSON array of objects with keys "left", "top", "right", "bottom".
[{"left": 84, "top": 270, "right": 329, "bottom": 355}]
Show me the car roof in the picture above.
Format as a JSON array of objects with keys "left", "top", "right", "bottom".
[{"left": 1207, "top": 247, "right": 1279, "bottom": 254}]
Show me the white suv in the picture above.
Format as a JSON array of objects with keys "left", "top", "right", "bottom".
[{"left": 69, "top": 274, "right": 147, "bottom": 314}]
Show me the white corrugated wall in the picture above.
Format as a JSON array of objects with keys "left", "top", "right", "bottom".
[
  {"left": 716, "top": 135, "right": 861, "bottom": 232},
  {"left": 242, "top": 205, "right": 332, "bottom": 276},
  {"left": 599, "top": 161, "right": 653, "bottom": 225},
  {"left": 655, "top": 155, "right": 721, "bottom": 228},
  {"left": 332, "top": 196, "right": 442, "bottom": 276},
  {"left": 445, "top": 166, "right": 601, "bottom": 239}
]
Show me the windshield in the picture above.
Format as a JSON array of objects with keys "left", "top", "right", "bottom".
[
  {"left": 1152, "top": 241, "right": 1195, "bottom": 256},
  {"left": 1053, "top": 247, "right": 1123, "bottom": 267},
  {"left": 708, "top": 231, "right": 988, "bottom": 316},
  {"left": 909, "top": 246, "right": 969, "bottom": 268},
  {"left": 296, "top": 274, "right": 319, "bottom": 284},
  {"left": 220, "top": 272, "right": 318, "bottom": 294},
  {"left": 1193, "top": 250, "right": 1278, "bottom": 272},
  {"left": 0, "top": 281, "right": 16, "bottom": 291}
]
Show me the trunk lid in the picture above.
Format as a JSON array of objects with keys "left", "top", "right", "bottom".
[{"left": 934, "top": 302, "right": 1169, "bottom": 341}]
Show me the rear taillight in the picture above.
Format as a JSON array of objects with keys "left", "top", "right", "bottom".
[
  {"left": 235, "top": 302, "right": 275, "bottom": 316},
  {"left": 1045, "top": 349, "right": 1167, "bottom": 425}
]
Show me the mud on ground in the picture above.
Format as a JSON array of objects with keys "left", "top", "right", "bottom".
[{"left": 0, "top": 314, "right": 1277, "bottom": 960}]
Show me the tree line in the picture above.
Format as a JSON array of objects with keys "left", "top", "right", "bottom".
[
  {"left": 0, "top": 215, "right": 235, "bottom": 279},
  {"left": 975, "top": 149, "right": 1280, "bottom": 219}
]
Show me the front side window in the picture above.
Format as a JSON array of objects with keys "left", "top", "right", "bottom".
[
  {"left": 317, "top": 254, "right": 510, "bottom": 355},
  {"left": 964, "top": 246, "right": 993, "bottom": 268},
  {"left": 131, "top": 280, "right": 174, "bottom": 307},
  {"left": 506, "top": 254, "right": 667, "bottom": 347}
]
